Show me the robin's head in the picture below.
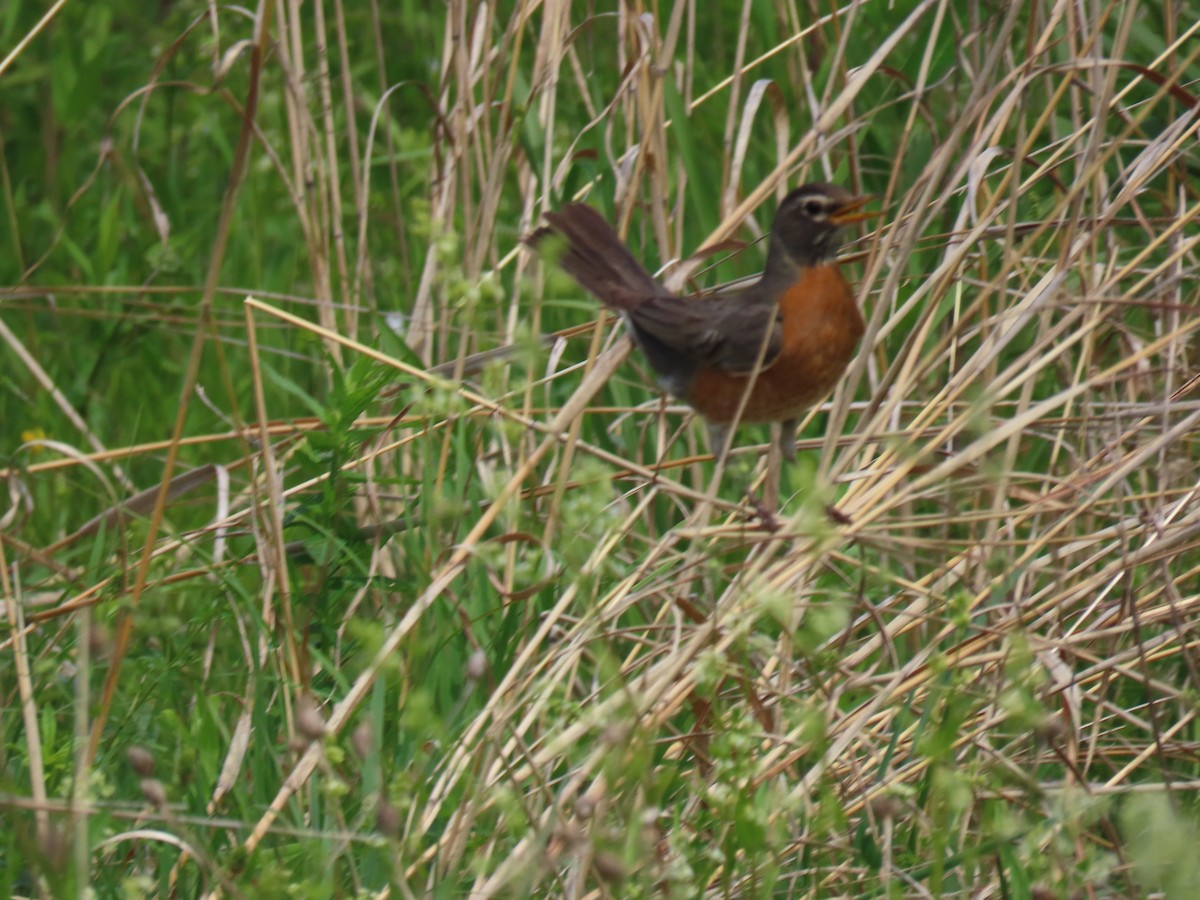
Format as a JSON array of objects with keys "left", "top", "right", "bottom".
[{"left": 768, "top": 183, "right": 876, "bottom": 268}]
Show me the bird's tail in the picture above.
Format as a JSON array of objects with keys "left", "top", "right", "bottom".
[{"left": 527, "top": 204, "right": 660, "bottom": 310}]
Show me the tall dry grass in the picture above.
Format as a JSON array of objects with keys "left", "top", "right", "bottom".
[{"left": 2, "top": 0, "right": 1198, "bottom": 895}]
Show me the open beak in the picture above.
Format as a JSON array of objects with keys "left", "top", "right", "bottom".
[{"left": 829, "top": 195, "right": 880, "bottom": 226}]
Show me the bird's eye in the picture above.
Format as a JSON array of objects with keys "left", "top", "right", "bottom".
[{"left": 803, "top": 199, "right": 825, "bottom": 217}]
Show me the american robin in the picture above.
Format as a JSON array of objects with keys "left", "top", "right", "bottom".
[{"left": 529, "top": 183, "right": 876, "bottom": 460}]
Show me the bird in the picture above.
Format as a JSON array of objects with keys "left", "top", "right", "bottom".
[{"left": 527, "top": 183, "right": 876, "bottom": 461}]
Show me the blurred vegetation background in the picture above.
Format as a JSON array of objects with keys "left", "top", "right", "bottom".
[{"left": 2, "top": 0, "right": 1199, "bottom": 896}]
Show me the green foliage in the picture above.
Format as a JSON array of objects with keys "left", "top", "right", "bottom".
[
  {"left": 1122, "top": 793, "right": 1200, "bottom": 899},
  {"left": 2, "top": 0, "right": 1198, "bottom": 895}
]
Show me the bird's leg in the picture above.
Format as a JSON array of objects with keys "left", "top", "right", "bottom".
[
  {"left": 778, "top": 417, "right": 798, "bottom": 462},
  {"left": 765, "top": 417, "right": 799, "bottom": 511},
  {"left": 707, "top": 422, "right": 733, "bottom": 462},
  {"left": 763, "top": 418, "right": 801, "bottom": 513},
  {"left": 763, "top": 441, "right": 782, "bottom": 511}
]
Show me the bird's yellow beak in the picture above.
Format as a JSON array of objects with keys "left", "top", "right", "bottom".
[{"left": 829, "top": 195, "right": 881, "bottom": 226}]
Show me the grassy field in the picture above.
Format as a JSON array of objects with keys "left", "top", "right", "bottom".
[{"left": 2, "top": 0, "right": 1199, "bottom": 896}]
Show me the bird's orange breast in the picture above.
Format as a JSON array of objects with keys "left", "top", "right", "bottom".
[{"left": 686, "top": 265, "right": 864, "bottom": 424}]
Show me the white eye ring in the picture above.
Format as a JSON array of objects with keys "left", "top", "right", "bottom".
[{"left": 803, "top": 199, "right": 826, "bottom": 217}]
